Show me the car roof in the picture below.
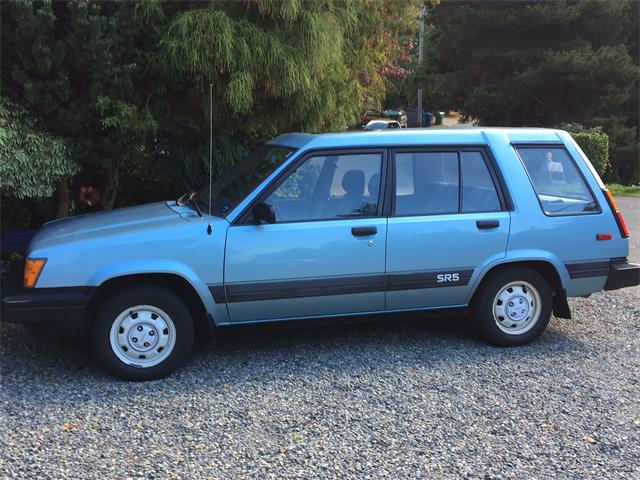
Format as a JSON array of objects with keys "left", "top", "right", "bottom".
[{"left": 267, "top": 127, "right": 567, "bottom": 151}]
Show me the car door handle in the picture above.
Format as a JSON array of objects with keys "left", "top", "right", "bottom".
[
  {"left": 351, "top": 226, "right": 377, "bottom": 236},
  {"left": 476, "top": 220, "right": 500, "bottom": 230}
]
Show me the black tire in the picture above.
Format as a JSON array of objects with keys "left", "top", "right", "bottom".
[
  {"left": 471, "top": 267, "right": 552, "bottom": 347},
  {"left": 92, "top": 286, "right": 194, "bottom": 380}
]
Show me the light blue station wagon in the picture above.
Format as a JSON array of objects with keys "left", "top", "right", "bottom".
[{"left": 3, "top": 128, "right": 638, "bottom": 380}]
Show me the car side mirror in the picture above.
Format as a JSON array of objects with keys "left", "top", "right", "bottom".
[{"left": 252, "top": 202, "right": 276, "bottom": 224}]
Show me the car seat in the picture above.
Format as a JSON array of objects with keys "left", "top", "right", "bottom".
[{"left": 339, "top": 170, "right": 365, "bottom": 216}]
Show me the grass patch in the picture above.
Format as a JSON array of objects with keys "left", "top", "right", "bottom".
[{"left": 606, "top": 183, "right": 640, "bottom": 198}]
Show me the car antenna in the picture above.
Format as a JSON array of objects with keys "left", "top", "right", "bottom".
[{"left": 207, "top": 81, "right": 213, "bottom": 235}]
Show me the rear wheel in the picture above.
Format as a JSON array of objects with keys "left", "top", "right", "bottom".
[
  {"left": 472, "top": 267, "right": 552, "bottom": 346},
  {"left": 92, "top": 286, "right": 194, "bottom": 380}
]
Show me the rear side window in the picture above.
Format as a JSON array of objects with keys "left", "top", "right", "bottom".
[
  {"left": 395, "top": 152, "right": 459, "bottom": 215},
  {"left": 516, "top": 147, "right": 599, "bottom": 215},
  {"left": 461, "top": 151, "right": 501, "bottom": 213},
  {"left": 393, "top": 150, "right": 502, "bottom": 216}
]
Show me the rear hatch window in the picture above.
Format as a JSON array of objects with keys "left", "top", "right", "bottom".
[{"left": 515, "top": 146, "right": 600, "bottom": 215}]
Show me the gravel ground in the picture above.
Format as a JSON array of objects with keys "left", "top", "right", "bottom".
[{"left": 1, "top": 198, "right": 639, "bottom": 479}]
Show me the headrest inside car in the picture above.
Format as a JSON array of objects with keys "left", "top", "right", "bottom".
[{"left": 342, "top": 170, "right": 365, "bottom": 195}]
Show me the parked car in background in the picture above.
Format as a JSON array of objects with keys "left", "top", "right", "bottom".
[
  {"left": 2, "top": 128, "right": 638, "bottom": 380},
  {"left": 358, "top": 110, "right": 380, "bottom": 128},
  {"left": 364, "top": 119, "right": 401, "bottom": 130},
  {"left": 383, "top": 109, "right": 408, "bottom": 128}
]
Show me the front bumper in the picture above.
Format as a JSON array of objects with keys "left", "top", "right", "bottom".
[
  {"left": 1, "top": 264, "right": 93, "bottom": 336},
  {"left": 605, "top": 258, "right": 640, "bottom": 291}
]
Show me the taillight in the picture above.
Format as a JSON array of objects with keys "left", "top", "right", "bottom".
[{"left": 603, "top": 189, "right": 629, "bottom": 238}]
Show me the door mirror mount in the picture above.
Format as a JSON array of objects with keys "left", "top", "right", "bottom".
[{"left": 253, "top": 202, "right": 276, "bottom": 224}]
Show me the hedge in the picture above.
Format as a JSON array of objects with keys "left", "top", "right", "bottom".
[{"left": 558, "top": 123, "right": 609, "bottom": 177}]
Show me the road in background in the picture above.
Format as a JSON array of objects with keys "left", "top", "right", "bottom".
[{"left": 617, "top": 197, "right": 638, "bottom": 263}]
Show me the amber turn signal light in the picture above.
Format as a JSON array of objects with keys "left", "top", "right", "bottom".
[{"left": 24, "top": 258, "right": 47, "bottom": 288}]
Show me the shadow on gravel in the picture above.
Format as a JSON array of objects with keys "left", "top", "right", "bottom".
[{"left": 1, "top": 314, "right": 587, "bottom": 393}]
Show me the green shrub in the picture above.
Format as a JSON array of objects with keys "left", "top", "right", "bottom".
[
  {"left": 162, "top": 133, "right": 249, "bottom": 194},
  {"left": 571, "top": 131, "right": 609, "bottom": 177},
  {"left": 0, "top": 98, "right": 77, "bottom": 198},
  {"left": 606, "top": 183, "right": 640, "bottom": 198},
  {"left": 593, "top": 116, "right": 639, "bottom": 185},
  {"left": 557, "top": 123, "right": 609, "bottom": 177}
]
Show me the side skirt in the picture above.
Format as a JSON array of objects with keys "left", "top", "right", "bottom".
[{"left": 212, "top": 305, "right": 469, "bottom": 334}]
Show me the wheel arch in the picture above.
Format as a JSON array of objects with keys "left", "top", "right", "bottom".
[
  {"left": 85, "top": 273, "right": 213, "bottom": 338},
  {"left": 469, "top": 259, "right": 571, "bottom": 319}
]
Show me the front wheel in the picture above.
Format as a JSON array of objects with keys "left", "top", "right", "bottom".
[
  {"left": 92, "top": 286, "right": 194, "bottom": 380},
  {"left": 472, "top": 267, "right": 552, "bottom": 346}
]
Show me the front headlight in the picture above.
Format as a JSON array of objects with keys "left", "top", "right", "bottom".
[{"left": 24, "top": 258, "right": 47, "bottom": 288}]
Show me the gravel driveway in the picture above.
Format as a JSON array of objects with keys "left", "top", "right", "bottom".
[{"left": 1, "top": 198, "right": 639, "bottom": 479}]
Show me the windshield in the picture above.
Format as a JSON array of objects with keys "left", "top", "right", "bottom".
[
  {"left": 196, "top": 146, "right": 295, "bottom": 217},
  {"left": 365, "top": 121, "right": 389, "bottom": 129}
]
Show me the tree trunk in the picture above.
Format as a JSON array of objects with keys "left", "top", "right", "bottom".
[
  {"left": 54, "top": 176, "right": 71, "bottom": 218},
  {"left": 102, "top": 157, "right": 120, "bottom": 210}
]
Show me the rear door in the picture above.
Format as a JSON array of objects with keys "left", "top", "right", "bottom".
[
  {"left": 225, "top": 149, "right": 388, "bottom": 322},
  {"left": 386, "top": 147, "right": 511, "bottom": 310}
]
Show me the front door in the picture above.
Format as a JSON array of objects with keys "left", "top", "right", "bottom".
[
  {"left": 225, "top": 149, "right": 388, "bottom": 322},
  {"left": 386, "top": 148, "right": 510, "bottom": 310}
]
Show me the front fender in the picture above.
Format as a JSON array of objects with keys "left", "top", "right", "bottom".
[{"left": 89, "top": 259, "right": 227, "bottom": 325}]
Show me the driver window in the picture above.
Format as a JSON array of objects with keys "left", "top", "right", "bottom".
[
  {"left": 265, "top": 153, "right": 383, "bottom": 222},
  {"left": 270, "top": 156, "right": 323, "bottom": 201}
]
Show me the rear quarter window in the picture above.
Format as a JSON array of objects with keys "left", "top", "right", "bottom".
[{"left": 515, "top": 146, "right": 600, "bottom": 216}]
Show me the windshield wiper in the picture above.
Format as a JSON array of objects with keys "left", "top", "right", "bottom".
[
  {"left": 176, "top": 192, "right": 203, "bottom": 217},
  {"left": 176, "top": 192, "right": 189, "bottom": 206}
]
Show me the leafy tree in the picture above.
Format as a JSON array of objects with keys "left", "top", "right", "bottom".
[
  {"left": 2, "top": 0, "right": 417, "bottom": 227},
  {"left": 593, "top": 115, "right": 638, "bottom": 184},
  {"left": 129, "top": 0, "right": 417, "bottom": 204},
  {"left": 1, "top": 0, "right": 155, "bottom": 216},
  {"left": 160, "top": 134, "right": 249, "bottom": 198},
  {"left": 593, "top": 0, "right": 639, "bottom": 184},
  {"left": 421, "top": 0, "right": 638, "bottom": 125},
  {"left": 0, "top": 98, "right": 77, "bottom": 199},
  {"left": 419, "top": 0, "right": 639, "bottom": 183},
  {"left": 144, "top": 0, "right": 416, "bottom": 137}
]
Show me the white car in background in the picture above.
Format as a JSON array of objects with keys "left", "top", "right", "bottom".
[
  {"left": 383, "top": 109, "right": 408, "bottom": 128},
  {"left": 364, "top": 119, "right": 401, "bottom": 130}
]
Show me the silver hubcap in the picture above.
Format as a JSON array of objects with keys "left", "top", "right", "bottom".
[
  {"left": 492, "top": 281, "right": 541, "bottom": 335},
  {"left": 109, "top": 305, "right": 176, "bottom": 368}
]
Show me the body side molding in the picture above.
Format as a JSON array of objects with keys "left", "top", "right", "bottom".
[
  {"left": 210, "top": 268, "right": 475, "bottom": 304},
  {"left": 565, "top": 261, "right": 610, "bottom": 279}
]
